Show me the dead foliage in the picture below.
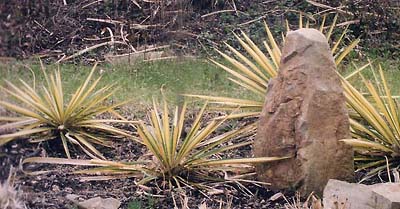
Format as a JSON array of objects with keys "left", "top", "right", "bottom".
[{"left": 0, "top": 1, "right": 398, "bottom": 62}]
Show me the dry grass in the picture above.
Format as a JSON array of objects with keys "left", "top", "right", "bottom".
[
  {"left": 282, "top": 192, "right": 322, "bottom": 209},
  {"left": 0, "top": 170, "right": 26, "bottom": 209}
]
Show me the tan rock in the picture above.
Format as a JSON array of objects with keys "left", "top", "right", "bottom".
[
  {"left": 254, "top": 28, "right": 354, "bottom": 196},
  {"left": 77, "top": 197, "right": 121, "bottom": 209},
  {"left": 323, "top": 179, "right": 400, "bottom": 209}
]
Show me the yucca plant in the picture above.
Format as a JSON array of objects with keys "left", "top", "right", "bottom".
[
  {"left": 0, "top": 63, "right": 134, "bottom": 159},
  {"left": 340, "top": 63, "right": 400, "bottom": 180},
  {"left": 186, "top": 14, "right": 359, "bottom": 119},
  {"left": 23, "top": 100, "right": 289, "bottom": 189},
  {"left": 135, "top": 100, "right": 289, "bottom": 185}
]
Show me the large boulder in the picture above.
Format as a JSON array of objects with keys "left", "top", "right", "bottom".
[{"left": 254, "top": 28, "right": 354, "bottom": 196}]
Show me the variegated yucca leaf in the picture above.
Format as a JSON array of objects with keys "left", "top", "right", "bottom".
[{"left": 0, "top": 63, "right": 136, "bottom": 159}]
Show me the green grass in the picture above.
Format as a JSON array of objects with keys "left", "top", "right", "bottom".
[
  {"left": 341, "top": 57, "right": 400, "bottom": 95},
  {"left": 0, "top": 59, "right": 261, "bottom": 110},
  {"left": 0, "top": 57, "right": 399, "bottom": 110},
  {"left": 127, "top": 198, "right": 156, "bottom": 209}
]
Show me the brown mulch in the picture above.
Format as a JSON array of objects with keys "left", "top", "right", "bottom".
[{"left": 1, "top": 144, "right": 283, "bottom": 209}]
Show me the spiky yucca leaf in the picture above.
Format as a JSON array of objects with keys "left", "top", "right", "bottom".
[
  {"left": 187, "top": 14, "right": 360, "bottom": 118},
  {"left": 23, "top": 101, "right": 290, "bottom": 188},
  {"left": 340, "top": 64, "right": 400, "bottom": 179},
  {"left": 0, "top": 63, "right": 135, "bottom": 159}
]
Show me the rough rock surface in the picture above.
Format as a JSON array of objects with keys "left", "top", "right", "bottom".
[
  {"left": 373, "top": 183, "right": 400, "bottom": 209},
  {"left": 254, "top": 28, "right": 354, "bottom": 196},
  {"left": 323, "top": 179, "right": 400, "bottom": 209},
  {"left": 71, "top": 196, "right": 121, "bottom": 209}
]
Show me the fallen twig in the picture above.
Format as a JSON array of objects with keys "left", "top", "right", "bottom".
[
  {"left": 33, "top": 20, "right": 52, "bottom": 35},
  {"left": 82, "top": 0, "right": 103, "bottom": 9},
  {"left": 130, "top": 23, "right": 163, "bottom": 30},
  {"left": 131, "top": 0, "right": 141, "bottom": 9},
  {"left": 105, "top": 27, "right": 115, "bottom": 50},
  {"left": 105, "top": 45, "right": 170, "bottom": 59},
  {"left": 86, "top": 18, "right": 124, "bottom": 25},
  {"left": 201, "top": 10, "right": 236, "bottom": 18},
  {"left": 238, "top": 14, "right": 268, "bottom": 26},
  {"left": 144, "top": 56, "right": 177, "bottom": 62},
  {"left": 306, "top": 0, "right": 353, "bottom": 15},
  {"left": 57, "top": 40, "right": 126, "bottom": 63},
  {"left": 335, "top": 19, "right": 360, "bottom": 27}
]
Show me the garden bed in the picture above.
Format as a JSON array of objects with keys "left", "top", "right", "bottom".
[
  {"left": 0, "top": 56, "right": 398, "bottom": 208},
  {"left": 0, "top": 109, "right": 292, "bottom": 209}
]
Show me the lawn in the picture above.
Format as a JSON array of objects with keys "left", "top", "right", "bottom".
[
  {"left": 1, "top": 56, "right": 399, "bottom": 107},
  {"left": 341, "top": 57, "right": 400, "bottom": 95},
  {"left": 0, "top": 59, "right": 263, "bottom": 112}
]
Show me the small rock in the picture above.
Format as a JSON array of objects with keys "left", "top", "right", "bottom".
[
  {"left": 268, "top": 192, "right": 284, "bottom": 202},
  {"left": 78, "top": 197, "right": 121, "bottom": 209},
  {"left": 372, "top": 183, "right": 400, "bottom": 209},
  {"left": 51, "top": 185, "right": 60, "bottom": 192},
  {"left": 66, "top": 194, "right": 79, "bottom": 202},
  {"left": 64, "top": 187, "right": 73, "bottom": 193},
  {"left": 323, "top": 179, "right": 400, "bottom": 209}
]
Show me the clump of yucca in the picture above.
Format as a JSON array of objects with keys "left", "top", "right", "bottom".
[
  {"left": 0, "top": 63, "right": 134, "bottom": 159},
  {"left": 23, "top": 100, "right": 289, "bottom": 191}
]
